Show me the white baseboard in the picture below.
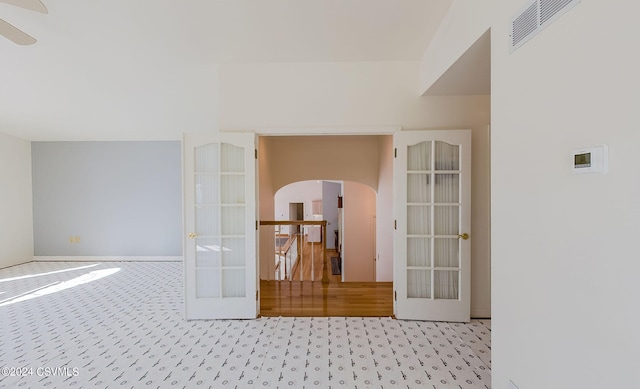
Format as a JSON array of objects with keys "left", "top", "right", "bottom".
[
  {"left": 33, "top": 256, "right": 182, "bottom": 262},
  {"left": 471, "top": 308, "right": 491, "bottom": 319}
]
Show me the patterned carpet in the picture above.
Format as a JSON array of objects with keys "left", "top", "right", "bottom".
[{"left": 0, "top": 261, "right": 491, "bottom": 388}]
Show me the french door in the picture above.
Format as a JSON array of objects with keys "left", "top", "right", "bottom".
[
  {"left": 394, "top": 130, "right": 471, "bottom": 322},
  {"left": 183, "top": 132, "right": 258, "bottom": 319}
]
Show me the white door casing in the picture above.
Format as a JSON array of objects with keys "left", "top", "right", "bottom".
[
  {"left": 184, "top": 132, "right": 258, "bottom": 320},
  {"left": 394, "top": 130, "right": 471, "bottom": 322}
]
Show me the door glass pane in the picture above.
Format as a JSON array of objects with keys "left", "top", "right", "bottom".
[
  {"left": 407, "top": 206, "right": 431, "bottom": 235},
  {"left": 221, "top": 144, "right": 244, "bottom": 173},
  {"left": 222, "top": 270, "right": 246, "bottom": 297},
  {"left": 195, "top": 174, "right": 219, "bottom": 205},
  {"left": 434, "top": 238, "right": 459, "bottom": 267},
  {"left": 196, "top": 207, "right": 220, "bottom": 236},
  {"left": 221, "top": 207, "right": 245, "bottom": 235},
  {"left": 221, "top": 175, "right": 245, "bottom": 204},
  {"left": 434, "top": 141, "right": 459, "bottom": 170},
  {"left": 407, "top": 174, "right": 431, "bottom": 203},
  {"left": 434, "top": 206, "right": 459, "bottom": 235},
  {"left": 196, "top": 269, "right": 220, "bottom": 298},
  {"left": 434, "top": 270, "right": 459, "bottom": 299},
  {"left": 407, "top": 237, "right": 430, "bottom": 267},
  {"left": 434, "top": 174, "right": 459, "bottom": 203},
  {"left": 221, "top": 238, "right": 246, "bottom": 267},
  {"left": 195, "top": 144, "right": 220, "bottom": 173},
  {"left": 408, "top": 141, "right": 432, "bottom": 171},
  {"left": 196, "top": 238, "right": 221, "bottom": 267},
  {"left": 407, "top": 269, "right": 431, "bottom": 298}
]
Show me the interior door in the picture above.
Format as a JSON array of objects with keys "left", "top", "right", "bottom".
[
  {"left": 394, "top": 130, "right": 471, "bottom": 322},
  {"left": 183, "top": 132, "right": 257, "bottom": 320}
]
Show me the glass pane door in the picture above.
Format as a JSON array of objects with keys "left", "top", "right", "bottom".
[
  {"left": 194, "top": 143, "right": 246, "bottom": 299},
  {"left": 394, "top": 129, "right": 470, "bottom": 322},
  {"left": 184, "top": 132, "right": 256, "bottom": 320},
  {"left": 406, "top": 141, "right": 462, "bottom": 300}
]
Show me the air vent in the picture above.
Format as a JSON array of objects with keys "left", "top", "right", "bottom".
[
  {"left": 510, "top": 0, "right": 580, "bottom": 52},
  {"left": 512, "top": 2, "right": 538, "bottom": 47},
  {"left": 540, "top": 0, "right": 575, "bottom": 25}
]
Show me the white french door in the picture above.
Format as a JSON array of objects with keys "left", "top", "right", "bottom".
[
  {"left": 394, "top": 130, "right": 471, "bottom": 322},
  {"left": 183, "top": 132, "right": 258, "bottom": 320}
]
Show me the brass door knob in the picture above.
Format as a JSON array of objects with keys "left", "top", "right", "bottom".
[
  {"left": 458, "top": 233, "right": 469, "bottom": 240},
  {"left": 187, "top": 232, "right": 198, "bottom": 239}
]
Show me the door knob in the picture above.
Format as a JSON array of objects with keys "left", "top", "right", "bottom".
[
  {"left": 187, "top": 232, "right": 198, "bottom": 239},
  {"left": 458, "top": 233, "right": 469, "bottom": 240}
]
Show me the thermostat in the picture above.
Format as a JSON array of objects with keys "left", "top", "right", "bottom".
[{"left": 572, "top": 145, "right": 608, "bottom": 174}]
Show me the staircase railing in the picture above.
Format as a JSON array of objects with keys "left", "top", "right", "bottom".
[{"left": 260, "top": 220, "right": 328, "bottom": 283}]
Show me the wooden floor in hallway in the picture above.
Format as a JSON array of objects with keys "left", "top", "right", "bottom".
[
  {"left": 260, "top": 280, "right": 393, "bottom": 317},
  {"left": 288, "top": 237, "right": 341, "bottom": 283},
  {"left": 266, "top": 233, "right": 392, "bottom": 317}
]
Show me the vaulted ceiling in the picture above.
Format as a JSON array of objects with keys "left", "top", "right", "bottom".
[{"left": 1, "top": 0, "right": 459, "bottom": 141}]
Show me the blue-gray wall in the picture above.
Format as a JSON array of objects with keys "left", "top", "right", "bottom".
[{"left": 32, "top": 141, "right": 182, "bottom": 256}]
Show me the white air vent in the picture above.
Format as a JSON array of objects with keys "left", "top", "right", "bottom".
[{"left": 510, "top": 0, "right": 580, "bottom": 52}]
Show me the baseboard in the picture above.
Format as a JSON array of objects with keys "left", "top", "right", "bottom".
[
  {"left": 33, "top": 256, "right": 182, "bottom": 262},
  {"left": 471, "top": 308, "right": 491, "bottom": 319}
]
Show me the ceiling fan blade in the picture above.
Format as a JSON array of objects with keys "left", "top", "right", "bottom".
[
  {"left": 0, "top": 0, "right": 47, "bottom": 14},
  {"left": 0, "top": 18, "right": 36, "bottom": 45}
]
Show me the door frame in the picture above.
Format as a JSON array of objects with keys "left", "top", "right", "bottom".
[
  {"left": 252, "top": 127, "right": 488, "bottom": 320},
  {"left": 255, "top": 128, "right": 397, "bottom": 289}
]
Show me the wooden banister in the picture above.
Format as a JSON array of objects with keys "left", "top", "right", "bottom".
[{"left": 261, "top": 220, "right": 328, "bottom": 283}]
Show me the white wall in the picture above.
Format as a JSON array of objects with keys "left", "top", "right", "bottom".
[
  {"left": 492, "top": 1, "right": 640, "bottom": 386},
  {"left": 470, "top": 125, "right": 491, "bottom": 318},
  {"left": 274, "top": 180, "right": 323, "bottom": 222},
  {"left": 258, "top": 137, "right": 276, "bottom": 280},
  {"left": 220, "top": 61, "right": 489, "bottom": 131},
  {"left": 0, "top": 132, "right": 33, "bottom": 268},
  {"left": 272, "top": 180, "right": 341, "bottom": 249},
  {"left": 274, "top": 180, "right": 323, "bottom": 236},
  {"left": 376, "top": 136, "right": 394, "bottom": 281},
  {"left": 426, "top": 0, "right": 640, "bottom": 387},
  {"left": 343, "top": 181, "right": 376, "bottom": 282}
]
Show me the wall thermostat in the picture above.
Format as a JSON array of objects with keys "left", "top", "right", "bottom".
[{"left": 572, "top": 145, "right": 608, "bottom": 174}]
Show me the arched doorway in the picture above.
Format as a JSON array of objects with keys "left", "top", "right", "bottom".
[{"left": 272, "top": 179, "right": 377, "bottom": 283}]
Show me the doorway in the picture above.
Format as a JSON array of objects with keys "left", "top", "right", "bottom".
[
  {"left": 258, "top": 135, "right": 391, "bottom": 285},
  {"left": 181, "top": 131, "right": 490, "bottom": 320},
  {"left": 257, "top": 136, "right": 389, "bottom": 316},
  {"left": 252, "top": 131, "right": 490, "bottom": 319},
  {"left": 288, "top": 202, "right": 303, "bottom": 235}
]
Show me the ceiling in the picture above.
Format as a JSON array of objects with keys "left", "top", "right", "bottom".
[{"left": 1, "top": 0, "right": 459, "bottom": 141}]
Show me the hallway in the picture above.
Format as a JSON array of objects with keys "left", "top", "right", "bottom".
[{"left": 288, "top": 236, "right": 341, "bottom": 283}]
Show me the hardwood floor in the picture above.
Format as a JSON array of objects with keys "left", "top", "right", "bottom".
[
  {"left": 265, "top": 233, "right": 392, "bottom": 317},
  {"left": 289, "top": 237, "right": 341, "bottom": 283},
  {"left": 260, "top": 281, "right": 393, "bottom": 317}
]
